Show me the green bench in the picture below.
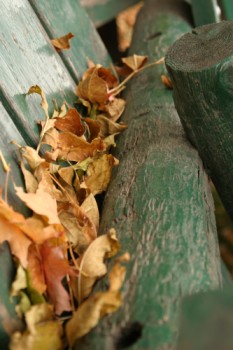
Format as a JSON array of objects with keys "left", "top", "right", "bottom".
[{"left": 0, "top": 0, "right": 233, "bottom": 349}]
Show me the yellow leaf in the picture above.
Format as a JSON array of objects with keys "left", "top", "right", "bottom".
[
  {"left": 122, "top": 54, "right": 148, "bottom": 71},
  {"left": 51, "top": 32, "right": 74, "bottom": 51},
  {"left": 74, "top": 228, "right": 120, "bottom": 303},
  {"left": 81, "top": 193, "right": 99, "bottom": 231},
  {"left": 85, "top": 154, "right": 117, "bottom": 195},
  {"left": 20, "top": 160, "right": 38, "bottom": 193},
  {"left": 10, "top": 304, "right": 63, "bottom": 350},
  {"left": 15, "top": 184, "right": 60, "bottom": 225},
  {"left": 21, "top": 146, "right": 45, "bottom": 171}
]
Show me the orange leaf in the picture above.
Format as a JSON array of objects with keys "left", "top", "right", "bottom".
[
  {"left": 55, "top": 108, "right": 86, "bottom": 136},
  {"left": 51, "top": 32, "right": 74, "bottom": 51}
]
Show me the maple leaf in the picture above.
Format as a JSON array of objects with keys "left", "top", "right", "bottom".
[
  {"left": 27, "top": 239, "right": 76, "bottom": 315},
  {"left": 85, "top": 154, "right": 118, "bottom": 195},
  {"left": 10, "top": 304, "right": 63, "bottom": 350},
  {"left": 72, "top": 228, "right": 120, "bottom": 303},
  {"left": 51, "top": 32, "right": 74, "bottom": 51},
  {"left": 55, "top": 108, "right": 86, "bottom": 136},
  {"left": 66, "top": 255, "right": 127, "bottom": 346},
  {"left": 15, "top": 184, "right": 60, "bottom": 225}
]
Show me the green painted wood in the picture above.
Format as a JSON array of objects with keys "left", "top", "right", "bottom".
[
  {"left": 191, "top": 0, "right": 220, "bottom": 26},
  {"left": 220, "top": 0, "right": 233, "bottom": 20},
  {"left": 77, "top": 1, "right": 222, "bottom": 349},
  {"left": 0, "top": 0, "right": 76, "bottom": 147},
  {"left": 177, "top": 287, "right": 233, "bottom": 350},
  {"left": 80, "top": 0, "right": 140, "bottom": 27},
  {"left": 0, "top": 242, "right": 23, "bottom": 349},
  {"left": 221, "top": 261, "right": 232, "bottom": 286},
  {"left": 0, "top": 102, "right": 28, "bottom": 214},
  {"left": 166, "top": 21, "right": 233, "bottom": 223},
  {"left": 29, "top": 0, "right": 111, "bottom": 82}
]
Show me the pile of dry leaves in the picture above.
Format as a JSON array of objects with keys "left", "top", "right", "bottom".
[{"left": 0, "top": 33, "right": 163, "bottom": 350}]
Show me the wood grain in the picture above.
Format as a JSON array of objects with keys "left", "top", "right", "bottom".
[
  {"left": 77, "top": 1, "right": 222, "bottom": 349},
  {"left": 166, "top": 21, "right": 233, "bottom": 222},
  {"left": 30, "top": 0, "right": 111, "bottom": 81}
]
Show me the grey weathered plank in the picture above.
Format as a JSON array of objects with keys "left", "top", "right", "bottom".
[
  {"left": 77, "top": 1, "right": 222, "bottom": 349},
  {"left": 0, "top": 102, "right": 28, "bottom": 213},
  {"left": 80, "top": 0, "right": 140, "bottom": 27},
  {"left": 30, "top": 0, "right": 111, "bottom": 82},
  {"left": 0, "top": 0, "right": 76, "bottom": 146}
]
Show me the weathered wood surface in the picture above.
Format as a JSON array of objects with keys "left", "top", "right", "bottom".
[
  {"left": 166, "top": 21, "right": 233, "bottom": 222},
  {"left": 79, "top": 0, "right": 140, "bottom": 27},
  {"left": 0, "top": 0, "right": 76, "bottom": 146},
  {"left": 77, "top": 1, "right": 222, "bottom": 349},
  {"left": 177, "top": 286, "right": 233, "bottom": 350},
  {"left": 190, "top": 0, "right": 220, "bottom": 26},
  {"left": 30, "top": 0, "right": 111, "bottom": 81}
]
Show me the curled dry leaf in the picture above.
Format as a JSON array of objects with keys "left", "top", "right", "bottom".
[
  {"left": 73, "top": 228, "right": 120, "bottom": 303},
  {"left": 161, "top": 74, "right": 173, "bottom": 89},
  {"left": 85, "top": 154, "right": 118, "bottom": 195},
  {"left": 15, "top": 184, "right": 60, "bottom": 225},
  {"left": 122, "top": 54, "right": 148, "bottom": 71},
  {"left": 27, "top": 85, "right": 49, "bottom": 118},
  {"left": 21, "top": 146, "right": 45, "bottom": 171},
  {"left": 51, "top": 32, "right": 74, "bottom": 51},
  {"left": 66, "top": 256, "right": 127, "bottom": 346},
  {"left": 97, "top": 115, "right": 128, "bottom": 138},
  {"left": 55, "top": 108, "right": 86, "bottom": 136},
  {"left": 58, "top": 201, "right": 97, "bottom": 253},
  {"left": 20, "top": 159, "right": 38, "bottom": 194},
  {"left": 44, "top": 132, "right": 105, "bottom": 162},
  {"left": 101, "top": 97, "right": 126, "bottom": 122},
  {"left": 10, "top": 304, "right": 63, "bottom": 350}
]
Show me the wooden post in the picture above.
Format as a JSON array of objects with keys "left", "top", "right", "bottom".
[
  {"left": 166, "top": 20, "right": 233, "bottom": 222},
  {"left": 78, "top": 1, "right": 222, "bottom": 349}
]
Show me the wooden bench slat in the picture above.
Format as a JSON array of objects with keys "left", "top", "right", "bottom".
[
  {"left": 80, "top": 0, "right": 141, "bottom": 27},
  {"left": 29, "top": 0, "right": 111, "bottom": 82},
  {"left": 77, "top": 1, "right": 222, "bottom": 349},
  {"left": 0, "top": 0, "right": 77, "bottom": 146}
]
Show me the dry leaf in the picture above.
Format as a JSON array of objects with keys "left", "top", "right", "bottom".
[
  {"left": 122, "top": 54, "right": 148, "bottom": 71},
  {"left": 51, "top": 32, "right": 74, "bottom": 51},
  {"left": 21, "top": 146, "right": 45, "bottom": 171},
  {"left": 81, "top": 193, "right": 99, "bottom": 230},
  {"left": 66, "top": 256, "right": 126, "bottom": 346},
  {"left": 55, "top": 108, "right": 86, "bottom": 136},
  {"left": 66, "top": 291, "right": 121, "bottom": 346},
  {"left": 82, "top": 117, "right": 100, "bottom": 141},
  {"left": 101, "top": 98, "right": 126, "bottom": 122},
  {"left": 77, "top": 67, "right": 108, "bottom": 105},
  {"left": 85, "top": 154, "right": 117, "bottom": 195},
  {"left": 97, "top": 115, "right": 127, "bottom": 138},
  {"left": 27, "top": 244, "right": 46, "bottom": 294},
  {"left": 44, "top": 132, "right": 105, "bottom": 162},
  {"left": 10, "top": 304, "right": 63, "bottom": 350},
  {"left": 161, "top": 74, "right": 173, "bottom": 89},
  {"left": 15, "top": 184, "right": 60, "bottom": 225},
  {"left": 20, "top": 160, "right": 38, "bottom": 193},
  {"left": 58, "top": 201, "right": 97, "bottom": 253},
  {"left": 73, "top": 228, "right": 120, "bottom": 303},
  {"left": 27, "top": 85, "right": 49, "bottom": 118}
]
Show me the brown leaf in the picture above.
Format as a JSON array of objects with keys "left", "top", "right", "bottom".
[
  {"left": 58, "top": 201, "right": 97, "bottom": 253},
  {"left": 55, "top": 108, "right": 86, "bottom": 136},
  {"left": 85, "top": 154, "right": 117, "bottom": 195},
  {"left": 15, "top": 184, "right": 60, "bottom": 225},
  {"left": 81, "top": 193, "right": 99, "bottom": 230},
  {"left": 44, "top": 132, "right": 105, "bottom": 162},
  {"left": 101, "top": 98, "right": 126, "bottom": 122},
  {"left": 27, "top": 85, "right": 49, "bottom": 118},
  {"left": 73, "top": 228, "right": 120, "bottom": 303},
  {"left": 21, "top": 146, "right": 45, "bottom": 171},
  {"left": 121, "top": 54, "right": 148, "bottom": 71},
  {"left": 27, "top": 243, "right": 46, "bottom": 294},
  {"left": 82, "top": 118, "right": 100, "bottom": 141},
  {"left": 41, "top": 128, "right": 59, "bottom": 150},
  {"left": 161, "top": 74, "right": 173, "bottom": 89},
  {"left": 77, "top": 67, "right": 108, "bottom": 105},
  {"left": 20, "top": 159, "right": 38, "bottom": 193},
  {"left": 97, "top": 115, "right": 127, "bottom": 138},
  {"left": 66, "top": 291, "right": 121, "bottom": 346},
  {"left": 66, "top": 256, "right": 126, "bottom": 346},
  {"left": 51, "top": 32, "right": 74, "bottom": 51},
  {"left": 97, "top": 67, "right": 118, "bottom": 88}
]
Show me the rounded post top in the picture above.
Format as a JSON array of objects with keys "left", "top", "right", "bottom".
[{"left": 165, "top": 21, "right": 233, "bottom": 72}]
